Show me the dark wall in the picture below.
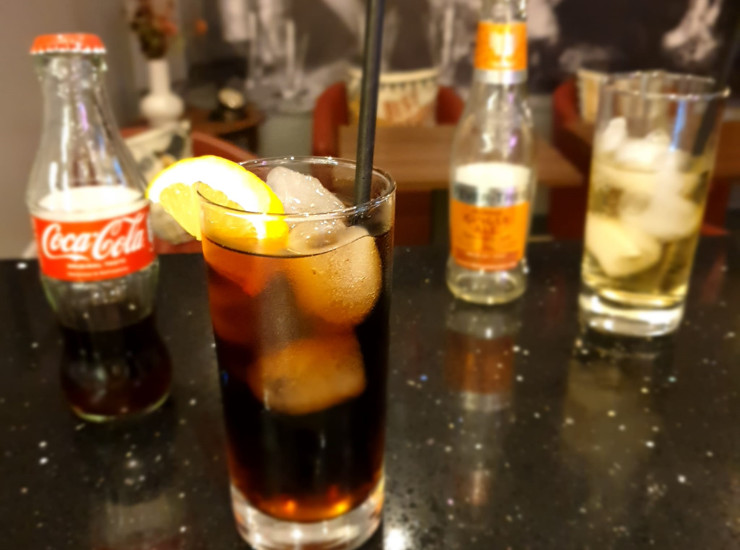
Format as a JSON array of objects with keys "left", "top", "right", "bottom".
[
  {"left": 534, "top": 0, "right": 740, "bottom": 92},
  {"left": 197, "top": 0, "right": 739, "bottom": 96}
]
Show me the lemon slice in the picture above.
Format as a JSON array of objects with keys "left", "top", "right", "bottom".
[{"left": 146, "top": 156, "right": 287, "bottom": 249}]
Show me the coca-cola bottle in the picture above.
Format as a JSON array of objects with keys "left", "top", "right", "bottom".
[{"left": 27, "top": 33, "right": 168, "bottom": 421}]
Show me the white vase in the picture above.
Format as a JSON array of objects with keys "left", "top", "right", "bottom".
[{"left": 140, "top": 58, "right": 184, "bottom": 128}]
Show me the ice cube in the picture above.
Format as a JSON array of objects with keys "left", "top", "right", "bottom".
[
  {"left": 586, "top": 214, "right": 661, "bottom": 278},
  {"left": 205, "top": 267, "right": 257, "bottom": 346},
  {"left": 595, "top": 156, "right": 703, "bottom": 201},
  {"left": 645, "top": 129, "right": 671, "bottom": 147},
  {"left": 597, "top": 117, "right": 627, "bottom": 154},
  {"left": 615, "top": 138, "right": 667, "bottom": 170},
  {"left": 619, "top": 189, "right": 701, "bottom": 242},
  {"left": 288, "top": 226, "right": 382, "bottom": 327},
  {"left": 203, "top": 239, "right": 277, "bottom": 297},
  {"left": 663, "top": 148, "right": 688, "bottom": 172},
  {"left": 266, "top": 166, "right": 345, "bottom": 214},
  {"left": 247, "top": 333, "right": 366, "bottom": 415},
  {"left": 594, "top": 162, "right": 657, "bottom": 197},
  {"left": 205, "top": 249, "right": 305, "bottom": 347},
  {"left": 661, "top": 150, "right": 703, "bottom": 196},
  {"left": 287, "top": 219, "right": 347, "bottom": 256}
]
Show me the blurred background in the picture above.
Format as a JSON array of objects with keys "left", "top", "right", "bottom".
[{"left": 1, "top": 0, "right": 739, "bottom": 257}]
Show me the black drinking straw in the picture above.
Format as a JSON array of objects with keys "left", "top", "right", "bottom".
[
  {"left": 354, "top": 0, "right": 386, "bottom": 205},
  {"left": 691, "top": 14, "right": 740, "bottom": 157}
]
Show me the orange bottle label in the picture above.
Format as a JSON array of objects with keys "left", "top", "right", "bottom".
[
  {"left": 474, "top": 21, "right": 527, "bottom": 72},
  {"left": 450, "top": 200, "right": 529, "bottom": 271}
]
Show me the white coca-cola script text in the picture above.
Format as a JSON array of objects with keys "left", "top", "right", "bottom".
[{"left": 41, "top": 213, "right": 149, "bottom": 262}]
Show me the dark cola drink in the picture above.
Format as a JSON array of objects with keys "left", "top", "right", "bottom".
[
  {"left": 60, "top": 315, "right": 172, "bottom": 422},
  {"left": 204, "top": 230, "right": 392, "bottom": 524}
]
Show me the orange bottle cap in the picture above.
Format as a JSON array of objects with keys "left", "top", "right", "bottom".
[{"left": 30, "top": 33, "right": 106, "bottom": 55}]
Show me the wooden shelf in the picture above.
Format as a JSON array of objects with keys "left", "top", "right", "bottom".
[{"left": 338, "top": 125, "right": 584, "bottom": 191}]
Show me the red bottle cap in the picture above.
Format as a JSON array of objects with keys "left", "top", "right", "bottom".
[{"left": 30, "top": 33, "right": 106, "bottom": 55}]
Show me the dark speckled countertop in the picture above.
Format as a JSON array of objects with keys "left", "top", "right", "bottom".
[{"left": 2, "top": 240, "right": 740, "bottom": 549}]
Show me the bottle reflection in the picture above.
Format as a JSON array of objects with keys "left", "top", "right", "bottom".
[
  {"left": 442, "top": 300, "right": 521, "bottom": 527},
  {"left": 74, "top": 404, "right": 187, "bottom": 550},
  {"left": 445, "top": 300, "right": 521, "bottom": 413},
  {"left": 562, "top": 328, "right": 674, "bottom": 535}
]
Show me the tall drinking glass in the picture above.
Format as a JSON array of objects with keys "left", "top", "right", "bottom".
[
  {"left": 199, "top": 157, "right": 395, "bottom": 550},
  {"left": 580, "top": 71, "right": 729, "bottom": 336}
]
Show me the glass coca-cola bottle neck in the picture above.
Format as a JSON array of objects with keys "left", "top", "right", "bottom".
[{"left": 27, "top": 51, "right": 145, "bottom": 212}]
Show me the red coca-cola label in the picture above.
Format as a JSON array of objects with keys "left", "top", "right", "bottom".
[{"left": 32, "top": 205, "right": 155, "bottom": 282}]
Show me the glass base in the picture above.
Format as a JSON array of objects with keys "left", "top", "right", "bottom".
[
  {"left": 69, "top": 390, "right": 170, "bottom": 423},
  {"left": 446, "top": 258, "right": 526, "bottom": 305},
  {"left": 231, "top": 479, "right": 384, "bottom": 550},
  {"left": 579, "top": 288, "right": 684, "bottom": 337}
]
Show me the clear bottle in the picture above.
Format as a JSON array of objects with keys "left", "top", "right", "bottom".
[
  {"left": 447, "top": 0, "right": 536, "bottom": 305},
  {"left": 27, "top": 33, "right": 158, "bottom": 330},
  {"left": 27, "top": 34, "right": 164, "bottom": 421}
]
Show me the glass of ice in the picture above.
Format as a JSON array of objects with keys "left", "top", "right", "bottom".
[
  {"left": 199, "top": 157, "right": 394, "bottom": 550},
  {"left": 580, "top": 72, "right": 729, "bottom": 336}
]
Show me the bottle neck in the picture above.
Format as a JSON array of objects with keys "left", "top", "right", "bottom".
[
  {"left": 28, "top": 53, "right": 144, "bottom": 208},
  {"left": 37, "top": 54, "right": 117, "bottom": 140},
  {"left": 473, "top": 67, "right": 527, "bottom": 86},
  {"left": 481, "top": 0, "right": 527, "bottom": 21},
  {"left": 468, "top": 81, "right": 528, "bottom": 103},
  {"left": 473, "top": 0, "right": 528, "bottom": 87}
]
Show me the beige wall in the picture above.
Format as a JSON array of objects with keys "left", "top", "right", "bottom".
[{"left": 0, "top": 0, "right": 139, "bottom": 258}]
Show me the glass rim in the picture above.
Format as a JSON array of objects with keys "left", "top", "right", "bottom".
[
  {"left": 602, "top": 70, "right": 730, "bottom": 102},
  {"left": 196, "top": 155, "right": 396, "bottom": 221}
]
